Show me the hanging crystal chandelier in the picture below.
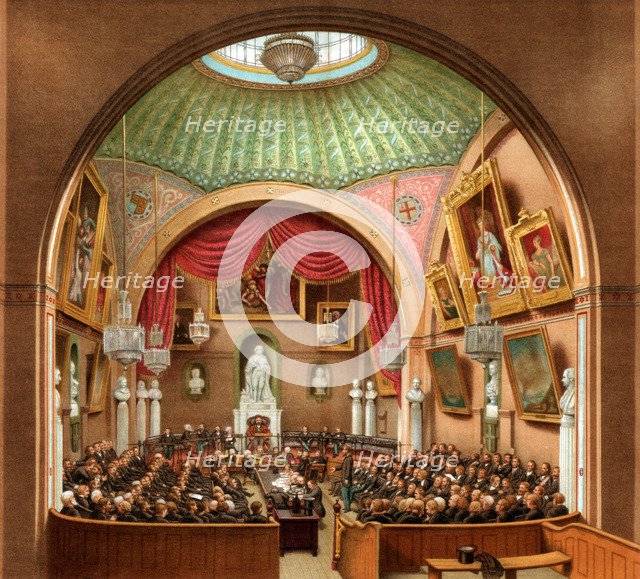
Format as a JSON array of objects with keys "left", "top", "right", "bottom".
[
  {"left": 380, "top": 176, "right": 407, "bottom": 373},
  {"left": 189, "top": 307, "right": 210, "bottom": 344},
  {"left": 143, "top": 172, "right": 170, "bottom": 375},
  {"left": 462, "top": 93, "right": 503, "bottom": 367},
  {"left": 103, "top": 115, "right": 146, "bottom": 368},
  {"left": 104, "top": 290, "right": 146, "bottom": 368},
  {"left": 259, "top": 33, "right": 318, "bottom": 83}
]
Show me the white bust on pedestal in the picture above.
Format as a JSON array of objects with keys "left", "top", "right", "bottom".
[
  {"left": 559, "top": 367, "right": 576, "bottom": 511},
  {"left": 148, "top": 379, "right": 162, "bottom": 437},
  {"left": 234, "top": 344, "right": 281, "bottom": 451},
  {"left": 364, "top": 380, "right": 378, "bottom": 437},
  {"left": 406, "top": 377, "right": 425, "bottom": 451},
  {"left": 349, "top": 379, "right": 364, "bottom": 435},
  {"left": 136, "top": 380, "right": 149, "bottom": 444},
  {"left": 113, "top": 376, "right": 131, "bottom": 455}
]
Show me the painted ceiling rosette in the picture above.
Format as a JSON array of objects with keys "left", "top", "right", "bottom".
[{"left": 95, "top": 43, "right": 495, "bottom": 193}]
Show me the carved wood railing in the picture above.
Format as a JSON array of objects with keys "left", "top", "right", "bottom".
[
  {"left": 332, "top": 501, "right": 380, "bottom": 579},
  {"left": 541, "top": 520, "right": 640, "bottom": 578},
  {"left": 333, "top": 510, "right": 581, "bottom": 574},
  {"left": 47, "top": 508, "right": 280, "bottom": 578}
]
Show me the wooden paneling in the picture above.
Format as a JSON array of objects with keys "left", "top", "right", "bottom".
[
  {"left": 541, "top": 521, "right": 640, "bottom": 579},
  {"left": 335, "top": 518, "right": 380, "bottom": 579},
  {"left": 47, "top": 509, "right": 280, "bottom": 578}
]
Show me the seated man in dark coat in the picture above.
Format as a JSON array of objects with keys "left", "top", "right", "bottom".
[
  {"left": 524, "top": 494, "right": 545, "bottom": 520},
  {"left": 60, "top": 491, "right": 80, "bottom": 518},
  {"left": 362, "top": 499, "right": 394, "bottom": 524},
  {"left": 246, "top": 501, "right": 269, "bottom": 523},
  {"left": 546, "top": 492, "right": 569, "bottom": 518}
]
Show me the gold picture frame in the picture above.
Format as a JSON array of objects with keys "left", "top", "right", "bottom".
[
  {"left": 425, "top": 261, "right": 469, "bottom": 331},
  {"left": 503, "top": 326, "right": 563, "bottom": 423},
  {"left": 61, "top": 163, "right": 110, "bottom": 325},
  {"left": 89, "top": 252, "right": 114, "bottom": 330},
  {"left": 504, "top": 208, "right": 574, "bottom": 309},
  {"left": 87, "top": 344, "right": 111, "bottom": 414},
  {"left": 442, "top": 158, "right": 526, "bottom": 319},
  {"left": 172, "top": 302, "right": 201, "bottom": 351},
  {"left": 316, "top": 301, "right": 356, "bottom": 351},
  {"left": 426, "top": 345, "right": 471, "bottom": 415}
]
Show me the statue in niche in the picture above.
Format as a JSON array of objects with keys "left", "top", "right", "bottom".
[
  {"left": 242, "top": 345, "right": 275, "bottom": 404},
  {"left": 54, "top": 367, "right": 62, "bottom": 417},
  {"left": 188, "top": 367, "right": 205, "bottom": 396},
  {"left": 69, "top": 360, "right": 80, "bottom": 418},
  {"left": 485, "top": 360, "right": 500, "bottom": 406},
  {"left": 560, "top": 367, "right": 575, "bottom": 423}
]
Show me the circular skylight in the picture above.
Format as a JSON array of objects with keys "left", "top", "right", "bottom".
[{"left": 195, "top": 32, "right": 388, "bottom": 89}]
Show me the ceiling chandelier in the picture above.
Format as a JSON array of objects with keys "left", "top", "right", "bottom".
[
  {"left": 463, "top": 92, "right": 503, "bottom": 366},
  {"left": 143, "top": 173, "right": 171, "bottom": 374},
  {"left": 380, "top": 176, "right": 407, "bottom": 372},
  {"left": 104, "top": 115, "right": 146, "bottom": 369},
  {"left": 259, "top": 33, "right": 318, "bottom": 83},
  {"left": 189, "top": 306, "right": 210, "bottom": 345}
]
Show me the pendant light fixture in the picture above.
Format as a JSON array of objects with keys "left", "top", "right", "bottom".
[
  {"left": 463, "top": 92, "right": 504, "bottom": 366},
  {"left": 259, "top": 33, "right": 319, "bottom": 84},
  {"left": 143, "top": 173, "right": 171, "bottom": 374},
  {"left": 103, "top": 116, "right": 146, "bottom": 368},
  {"left": 188, "top": 288, "right": 210, "bottom": 345},
  {"left": 380, "top": 175, "right": 407, "bottom": 372}
]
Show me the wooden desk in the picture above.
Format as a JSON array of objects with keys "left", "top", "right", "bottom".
[{"left": 256, "top": 470, "right": 320, "bottom": 557}]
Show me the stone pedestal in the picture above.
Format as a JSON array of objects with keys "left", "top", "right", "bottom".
[
  {"left": 234, "top": 401, "right": 282, "bottom": 451},
  {"left": 406, "top": 378, "right": 425, "bottom": 451},
  {"left": 348, "top": 380, "right": 363, "bottom": 435},
  {"left": 560, "top": 415, "right": 576, "bottom": 511},
  {"left": 136, "top": 381, "right": 149, "bottom": 444},
  {"left": 148, "top": 379, "right": 162, "bottom": 438},
  {"left": 113, "top": 377, "right": 131, "bottom": 456},
  {"left": 54, "top": 387, "right": 63, "bottom": 510}
]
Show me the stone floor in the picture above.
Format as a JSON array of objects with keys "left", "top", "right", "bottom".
[{"left": 248, "top": 478, "right": 562, "bottom": 579}]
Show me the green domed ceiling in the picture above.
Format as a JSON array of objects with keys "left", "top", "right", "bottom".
[{"left": 96, "top": 43, "right": 495, "bottom": 192}]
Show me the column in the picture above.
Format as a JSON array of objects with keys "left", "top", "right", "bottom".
[
  {"left": 54, "top": 368, "right": 64, "bottom": 510},
  {"left": 148, "top": 378, "right": 162, "bottom": 437},
  {"left": 136, "top": 380, "right": 149, "bottom": 444},
  {"left": 559, "top": 368, "right": 576, "bottom": 511},
  {"left": 483, "top": 359, "right": 501, "bottom": 453},
  {"left": 364, "top": 380, "right": 378, "bottom": 437},
  {"left": 113, "top": 375, "right": 131, "bottom": 455},
  {"left": 405, "top": 377, "right": 425, "bottom": 451},
  {"left": 348, "top": 379, "right": 363, "bottom": 434}
]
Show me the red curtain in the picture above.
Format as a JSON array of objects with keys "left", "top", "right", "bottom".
[{"left": 137, "top": 209, "right": 401, "bottom": 399}]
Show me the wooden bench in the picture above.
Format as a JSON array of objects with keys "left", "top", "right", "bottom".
[{"left": 425, "top": 550, "right": 571, "bottom": 578}]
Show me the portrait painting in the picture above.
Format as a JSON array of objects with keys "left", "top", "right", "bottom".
[
  {"left": 316, "top": 301, "right": 356, "bottom": 351},
  {"left": 427, "top": 345, "right": 471, "bottom": 414},
  {"left": 442, "top": 158, "right": 526, "bottom": 319},
  {"left": 87, "top": 344, "right": 110, "bottom": 414},
  {"left": 172, "top": 302, "right": 199, "bottom": 350},
  {"left": 63, "top": 165, "right": 109, "bottom": 324},
  {"left": 505, "top": 208, "right": 573, "bottom": 309},
  {"left": 503, "top": 326, "right": 563, "bottom": 423},
  {"left": 425, "top": 261, "right": 468, "bottom": 331},
  {"left": 55, "top": 213, "right": 74, "bottom": 309},
  {"left": 307, "top": 362, "right": 333, "bottom": 402},
  {"left": 183, "top": 360, "right": 208, "bottom": 400},
  {"left": 210, "top": 243, "right": 306, "bottom": 320},
  {"left": 91, "top": 252, "right": 114, "bottom": 328}
]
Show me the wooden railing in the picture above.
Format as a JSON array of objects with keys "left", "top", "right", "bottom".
[
  {"left": 333, "top": 515, "right": 381, "bottom": 579},
  {"left": 542, "top": 520, "right": 640, "bottom": 578},
  {"left": 333, "top": 510, "right": 581, "bottom": 574},
  {"left": 47, "top": 508, "right": 280, "bottom": 578}
]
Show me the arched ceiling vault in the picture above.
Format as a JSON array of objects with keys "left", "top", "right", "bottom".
[{"left": 95, "top": 42, "right": 495, "bottom": 193}]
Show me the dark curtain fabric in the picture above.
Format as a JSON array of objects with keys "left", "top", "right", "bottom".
[{"left": 137, "top": 209, "right": 401, "bottom": 400}]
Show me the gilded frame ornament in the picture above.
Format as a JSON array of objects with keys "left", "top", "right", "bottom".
[
  {"left": 61, "top": 162, "right": 110, "bottom": 326},
  {"left": 87, "top": 343, "right": 111, "bottom": 414},
  {"left": 503, "top": 326, "right": 563, "bottom": 424},
  {"left": 316, "top": 301, "right": 356, "bottom": 352},
  {"left": 442, "top": 158, "right": 526, "bottom": 320},
  {"left": 425, "top": 261, "right": 469, "bottom": 331},
  {"left": 504, "top": 208, "right": 573, "bottom": 309},
  {"left": 89, "top": 251, "right": 114, "bottom": 330},
  {"left": 426, "top": 345, "right": 471, "bottom": 415}
]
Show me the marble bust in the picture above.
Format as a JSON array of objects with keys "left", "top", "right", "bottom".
[
  {"left": 485, "top": 359, "right": 500, "bottom": 406},
  {"left": 406, "top": 377, "right": 425, "bottom": 404},
  {"left": 348, "top": 379, "right": 363, "bottom": 399},
  {"left": 365, "top": 380, "right": 378, "bottom": 400},
  {"left": 188, "top": 367, "right": 205, "bottom": 395},
  {"left": 136, "top": 380, "right": 149, "bottom": 399},
  {"left": 113, "top": 375, "right": 130, "bottom": 402},
  {"left": 311, "top": 366, "right": 329, "bottom": 389},
  {"left": 560, "top": 367, "right": 575, "bottom": 424}
]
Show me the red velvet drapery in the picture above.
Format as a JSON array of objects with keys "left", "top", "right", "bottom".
[{"left": 137, "top": 209, "right": 401, "bottom": 399}]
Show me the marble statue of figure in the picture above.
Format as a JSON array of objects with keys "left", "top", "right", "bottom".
[
  {"left": 349, "top": 379, "right": 363, "bottom": 400},
  {"left": 69, "top": 361, "right": 80, "bottom": 418},
  {"left": 311, "top": 366, "right": 329, "bottom": 390},
  {"left": 136, "top": 380, "right": 148, "bottom": 398},
  {"left": 114, "top": 375, "right": 131, "bottom": 402},
  {"left": 243, "top": 345, "right": 275, "bottom": 403},
  {"left": 485, "top": 360, "right": 500, "bottom": 406},
  {"left": 406, "top": 377, "right": 425, "bottom": 404},
  {"left": 54, "top": 368, "right": 62, "bottom": 414},
  {"left": 365, "top": 380, "right": 378, "bottom": 401},
  {"left": 560, "top": 367, "right": 575, "bottom": 418},
  {"left": 188, "top": 367, "right": 205, "bottom": 395}
]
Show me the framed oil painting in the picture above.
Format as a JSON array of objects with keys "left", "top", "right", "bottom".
[
  {"left": 503, "top": 326, "right": 563, "bottom": 423},
  {"left": 505, "top": 208, "right": 573, "bottom": 309},
  {"left": 172, "top": 302, "right": 200, "bottom": 351},
  {"left": 183, "top": 360, "right": 208, "bottom": 400},
  {"left": 55, "top": 331, "right": 71, "bottom": 401},
  {"left": 425, "top": 261, "right": 469, "bottom": 331},
  {"left": 442, "top": 158, "right": 526, "bottom": 320},
  {"left": 316, "top": 301, "right": 355, "bottom": 351},
  {"left": 210, "top": 244, "right": 306, "bottom": 320},
  {"left": 55, "top": 213, "right": 74, "bottom": 309},
  {"left": 62, "top": 163, "right": 109, "bottom": 325},
  {"left": 90, "top": 252, "right": 114, "bottom": 329},
  {"left": 426, "top": 345, "right": 471, "bottom": 415},
  {"left": 87, "top": 343, "right": 110, "bottom": 413}
]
